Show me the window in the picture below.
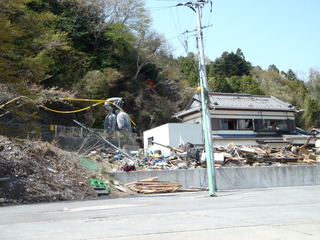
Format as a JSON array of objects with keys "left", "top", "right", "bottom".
[
  {"left": 254, "top": 119, "right": 295, "bottom": 132},
  {"left": 217, "top": 119, "right": 253, "bottom": 130},
  {"left": 238, "top": 119, "right": 253, "bottom": 130},
  {"left": 212, "top": 117, "right": 294, "bottom": 132},
  {"left": 147, "top": 137, "right": 154, "bottom": 146},
  {"left": 221, "top": 119, "right": 237, "bottom": 130}
]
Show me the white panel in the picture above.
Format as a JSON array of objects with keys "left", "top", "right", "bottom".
[
  {"left": 167, "top": 123, "right": 203, "bottom": 147},
  {"left": 143, "top": 123, "right": 203, "bottom": 156},
  {"left": 143, "top": 124, "right": 171, "bottom": 155}
]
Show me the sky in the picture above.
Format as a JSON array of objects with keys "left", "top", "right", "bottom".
[{"left": 145, "top": 0, "right": 320, "bottom": 80}]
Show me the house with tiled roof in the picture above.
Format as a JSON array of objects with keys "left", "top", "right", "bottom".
[{"left": 143, "top": 92, "right": 313, "bottom": 155}]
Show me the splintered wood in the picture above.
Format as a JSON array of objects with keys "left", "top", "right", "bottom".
[
  {"left": 215, "top": 143, "right": 320, "bottom": 167},
  {"left": 125, "top": 177, "right": 183, "bottom": 194}
]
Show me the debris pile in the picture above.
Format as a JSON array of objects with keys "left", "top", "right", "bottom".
[
  {"left": 97, "top": 142, "right": 205, "bottom": 172},
  {"left": 72, "top": 121, "right": 319, "bottom": 171},
  {"left": 215, "top": 143, "right": 320, "bottom": 167},
  {"left": 1, "top": 130, "right": 320, "bottom": 205},
  {"left": 96, "top": 141, "right": 320, "bottom": 172},
  {"left": 125, "top": 177, "right": 203, "bottom": 194},
  {"left": 0, "top": 135, "right": 106, "bottom": 206}
]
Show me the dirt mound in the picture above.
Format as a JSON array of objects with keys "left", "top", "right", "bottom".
[{"left": 0, "top": 136, "right": 99, "bottom": 206}]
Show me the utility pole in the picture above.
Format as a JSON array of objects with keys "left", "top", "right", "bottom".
[{"left": 181, "top": 1, "right": 216, "bottom": 196}]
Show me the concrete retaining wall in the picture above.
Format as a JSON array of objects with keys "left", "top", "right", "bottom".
[{"left": 109, "top": 165, "right": 320, "bottom": 190}]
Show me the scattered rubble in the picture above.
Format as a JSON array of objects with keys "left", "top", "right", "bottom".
[
  {"left": 214, "top": 142, "right": 320, "bottom": 167},
  {"left": 1, "top": 132, "right": 319, "bottom": 205},
  {"left": 96, "top": 141, "right": 320, "bottom": 172},
  {"left": 73, "top": 120, "right": 318, "bottom": 170}
]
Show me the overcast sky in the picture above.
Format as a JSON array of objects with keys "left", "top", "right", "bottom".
[{"left": 145, "top": 0, "right": 320, "bottom": 79}]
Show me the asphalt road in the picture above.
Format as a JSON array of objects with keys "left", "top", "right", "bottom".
[{"left": 1, "top": 186, "right": 320, "bottom": 240}]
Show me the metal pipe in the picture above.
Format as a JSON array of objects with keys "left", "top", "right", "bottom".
[{"left": 73, "top": 120, "right": 134, "bottom": 160}]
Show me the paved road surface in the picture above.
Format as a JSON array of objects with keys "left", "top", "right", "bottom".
[{"left": 1, "top": 186, "right": 320, "bottom": 240}]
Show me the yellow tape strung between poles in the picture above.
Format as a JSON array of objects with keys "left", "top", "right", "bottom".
[
  {"left": 58, "top": 98, "right": 126, "bottom": 112},
  {"left": 0, "top": 96, "right": 28, "bottom": 109},
  {"left": 0, "top": 96, "right": 136, "bottom": 126},
  {"left": 0, "top": 96, "right": 104, "bottom": 114},
  {"left": 58, "top": 98, "right": 136, "bottom": 126},
  {"left": 41, "top": 101, "right": 105, "bottom": 113}
]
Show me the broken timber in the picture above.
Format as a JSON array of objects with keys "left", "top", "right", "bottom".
[
  {"left": 152, "top": 141, "right": 184, "bottom": 153},
  {"left": 125, "top": 177, "right": 200, "bottom": 194}
]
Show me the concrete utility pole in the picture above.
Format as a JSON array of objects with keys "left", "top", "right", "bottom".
[{"left": 181, "top": 0, "right": 216, "bottom": 196}]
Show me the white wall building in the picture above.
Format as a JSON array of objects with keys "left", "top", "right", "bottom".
[{"left": 143, "top": 123, "right": 203, "bottom": 156}]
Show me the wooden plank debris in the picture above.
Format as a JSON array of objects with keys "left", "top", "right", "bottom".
[
  {"left": 125, "top": 177, "right": 200, "bottom": 194},
  {"left": 114, "top": 185, "right": 127, "bottom": 192},
  {"left": 94, "top": 134, "right": 319, "bottom": 173}
]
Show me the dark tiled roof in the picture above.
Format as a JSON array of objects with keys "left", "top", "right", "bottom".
[
  {"left": 191, "top": 93, "right": 294, "bottom": 110},
  {"left": 207, "top": 93, "right": 293, "bottom": 111},
  {"left": 174, "top": 93, "right": 295, "bottom": 118}
]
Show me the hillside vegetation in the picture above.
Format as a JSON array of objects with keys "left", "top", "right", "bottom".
[{"left": 1, "top": 0, "right": 320, "bottom": 135}]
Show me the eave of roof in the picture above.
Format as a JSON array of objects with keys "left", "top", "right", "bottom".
[{"left": 175, "top": 92, "right": 295, "bottom": 118}]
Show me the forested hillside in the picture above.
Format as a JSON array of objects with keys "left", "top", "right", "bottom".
[{"left": 1, "top": 0, "right": 319, "bottom": 136}]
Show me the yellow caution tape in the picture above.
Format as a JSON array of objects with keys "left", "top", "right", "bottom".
[
  {"left": 39, "top": 101, "right": 105, "bottom": 113},
  {"left": 58, "top": 98, "right": 106, "bottom": 102},
  {"left": 0, "top": 96, "right": 136, "bottom": 126},
  {"left": 0, "top": 96, "right": 29, "bottom": 109},
  {"left": 58, "top": 98, "right": 126, "bottom": 113},
  {"left": 58, "top": 97, "right": 136, "bottom": 126}
]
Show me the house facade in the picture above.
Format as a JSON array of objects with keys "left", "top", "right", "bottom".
[
  {"left": 174, "top": 92, "right": 302, "bottom": 146},
  {"left": 143, "top": 92, "right": 314, "bottom": 154}
]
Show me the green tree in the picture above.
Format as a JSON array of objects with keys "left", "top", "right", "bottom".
[
  {"left": 0, "top": 0, "right": 56, "bottom": 92},
  {"left": 20, "top": 0, "right": 154, "bottom": 89},
  {"left": 251, "top": 66, "right": 313, "bottom": 128},
  {"left": 177, "top": 53, "right": 198, "bottom": 87},
  {"left": 208, "top": 76, "right": 233, "bottom": 93},
  {"left": 133, "top": 30, "right": 169, "bottom": 80},
  {"left": 228, "top": 76, "right": 265, "bottom": 95},
  {"left": 286, "top": 69, "right": 298, "bottom": 81},
  {"left": 302, "top": 97, "right": 320, "bottom": 129},
  {"left": 207, "top": 48, "right": 251, "bottom": 78},
  {"left": 268, "top": 64, "right": 279, "bottom": 73},
  {"left": 88, "top": 22, "right": 136, "bottom": 70},
  {"left": 305, "top": 68, "right": 320, "bottom": 99}
]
